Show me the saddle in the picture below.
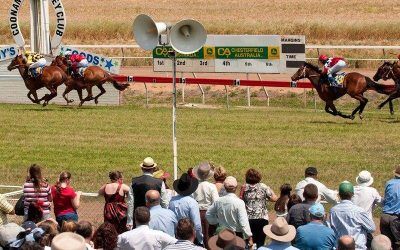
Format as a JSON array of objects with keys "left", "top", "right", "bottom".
[
  {"left": 328, "top": 72, "right": 346, "bottom": 88},
  {"left": 28, "top": 67, "right": 44, "bottom": 78},
  {"left": 69, "top": 67, "right": 86, "bottom": 79}
]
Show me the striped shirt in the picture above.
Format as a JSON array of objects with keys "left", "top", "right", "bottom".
[
  {"left": 164, "top": 240, "right": 206, "bottom": 250},
  {"left": 23, "top": 181, "right": 52, "bottom": 216},
  {"left": 0, "top": 194, "right": 14, "bottom": 226}
]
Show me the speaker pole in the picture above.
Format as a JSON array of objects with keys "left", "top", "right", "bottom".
[{"left": 169, "top": 50, "right": 178, "bottom": 181}]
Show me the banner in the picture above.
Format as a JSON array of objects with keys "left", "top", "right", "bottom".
[
  {"left": 55, "top": 45, "right": 121, "bottom": 74},
  {"left": 0, "top": 45, "right": 18, "bottom": 61}
]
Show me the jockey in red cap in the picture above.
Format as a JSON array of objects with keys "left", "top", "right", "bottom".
[
  {"left": 64, "top": 51, "right": 88, "bottom": 78},
  {"left": 318, "top": 54, "right": 347, "bottom": 87}
]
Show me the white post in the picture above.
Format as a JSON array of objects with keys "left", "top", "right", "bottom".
[
  {"left": 171, "top": 51, "right": 178, "bottom": 181},
  {"left": 29, "top": 0, "right": 51, "bottom": 54},
  {"left": 40, "top": 0, "right": 51, "bottom": 54},
  {"left": 30, "top": 0, "right": 39, "bottom": 52}
]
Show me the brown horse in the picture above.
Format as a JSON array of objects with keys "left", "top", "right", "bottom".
[
  {"left": 291, "top": 62, "right": 395, "bottom": 119},
  {"left": 7, "top": 55, "right": 68, "bottom": 106},
  {"left": 51, "top": 55, "right": 130, "bottom": 106},
  {"left": 373, "top": 61, "right": 400, "bottom": 113}
]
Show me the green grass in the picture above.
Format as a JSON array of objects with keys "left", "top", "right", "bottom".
[{"left": 0, "top": 102, "right": 399, "bottom": 196}]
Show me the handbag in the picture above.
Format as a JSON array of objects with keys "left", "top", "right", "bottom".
[{"left": 14, "top": 196, "right": 24, "bottom": 216}]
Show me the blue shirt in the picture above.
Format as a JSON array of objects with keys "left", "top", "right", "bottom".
[
  {"left": 149, "top": 205, "right": 178, "bottom": 237},
  {"left": 329, "top": 200, "right": 375, "bottom": 250},
  {"left": 295, "top": 221, "right": 336, "bottom": 250},
  {"left": 258, "top": 241, "right": 299, "bottom": 250},
  {"left": 382, "top": 178, "right": 400, "bottom": 214},
  {"left": 169, "top": 195, "right": 203, "bottom": 244}
]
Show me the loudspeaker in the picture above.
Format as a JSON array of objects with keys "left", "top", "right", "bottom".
[
  {"left": 133, "top": 14, "right": 168, "bottom": 50},
  {"left": 170, "top": 19, "right": 207, "bottom": 54}
]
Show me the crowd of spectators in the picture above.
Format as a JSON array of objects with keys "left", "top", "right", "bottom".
[{"left": 0, "top": 158, "right": 398, "bottom": 250}]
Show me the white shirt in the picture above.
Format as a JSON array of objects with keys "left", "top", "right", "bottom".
[
  {"left": 192, "top": 180, "right": 219, "bottom": 210},
  {"left": 295, "top": 177, "right": 338, "bottom": 204},
  {"left": 352, "top": 185, "right": 382, "bottom": 220},
  {"left": 117, "top": 225, "right": 177, "bottom": 250}
]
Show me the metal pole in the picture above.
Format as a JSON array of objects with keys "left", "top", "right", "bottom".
[
  {"left": 171, "top": 51, "right": 178, "bottom": 181},
  {"left": 144, "top": 82, "right": 148, "bottom": 108},
  {"left": 181, "top": 72, "right": 185, "bottom": 103},
  {"left": 225, "top": 85, "right": 229, "bottom": 109},
  {"left": 246, "top": 73, "right": 250, "bottom": 107}
]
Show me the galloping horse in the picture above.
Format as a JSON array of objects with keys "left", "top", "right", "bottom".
[
  {"left": 51, "top": 55, "right": 130, "bottom": 106},
  {"left": 291, "top": 62, "right": 395, "bottom": 119},
  {"left": 7, "top": 54, "right": 68, "bottom": 106},
  {"left": 373, "top": 61, "right": 400, "bottom": 113}
]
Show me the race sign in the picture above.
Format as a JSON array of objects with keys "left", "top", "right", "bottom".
[
  {"left": 55, "top": 45, "right": 121, "bottom": 74},
  {"left": 0, "top": 45, "right": 18, "bottom": 61},
  {"left": 281, "top": 35, "right": 306, "bottom": 72}
]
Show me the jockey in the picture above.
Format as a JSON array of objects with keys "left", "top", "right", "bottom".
[
  {"left": 23, "top": 50, "right": 46, "bottom": 78},
  {"left": 318, "top": 54, "right": 347, "bottom": 87},
  {"left": 64, "top": 51, "right": 88, "bottom": 77}
]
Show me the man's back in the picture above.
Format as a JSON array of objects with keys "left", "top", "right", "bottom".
[
  {"left": 287, "top": 202, "right": 313, "bottom": 229},
  {"left": 295, "top": 177, "right": 337, "bottom": 204},
  {"left": 117, "top": 225, "right": 177, "bottom": 250},
  {"left": 352, "top": 185, "right": 381, "bottom": 219},
  {"left": 258, "top": 241, "right": 299, "bottom": 250},
  {"left": 132, "top": 175, "right": 162, "bottom": 209},
  {"left": 295, "top": 222, "right": 336, "bottom": 250},
  {"left": 149, "top": 205, "right": 177, "bottom": 237},
  {"left": 382, "top": 178, "right": 400, "bottom": 214}
]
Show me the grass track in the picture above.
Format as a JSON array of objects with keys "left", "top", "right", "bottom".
[{"left": 0, "top": 103, "right": 399, "bottom": 195}]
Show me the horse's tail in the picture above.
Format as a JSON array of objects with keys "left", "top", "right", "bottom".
[
  {"left": 107, "top": 72, "right": 130, "bottom": 91},
  {"left": 365, "top": 77, "right": 396, "bottom": 95}
]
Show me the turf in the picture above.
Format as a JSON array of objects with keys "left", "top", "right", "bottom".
[{"left": 0, "top": 102, "right": 399, "bottom": 196}]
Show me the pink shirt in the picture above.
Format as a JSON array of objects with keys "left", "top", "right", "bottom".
[
  {"left": 51, "top": 185, "right": 77, "bottom": 216},
  {"left": 23, "top": 182, "right": 52, "bottom": 216}
]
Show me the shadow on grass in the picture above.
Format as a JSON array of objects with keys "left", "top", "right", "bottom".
[{"left": 309, "top": 120, "right": 360, "bottom": 125}]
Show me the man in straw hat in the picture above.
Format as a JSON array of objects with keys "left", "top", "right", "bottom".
[
  {"left": 330, "top": 181, "right": 375, "bottom": 250},
  {"left": 192, "top": 162, "right": 219, "bottom": 248},
  {"left": 380, "top": 165, "right": 400, "bottom": 249},
  {"left": 127, "top": 157, "right": 169, "bottom": 230},
  {"left": 169, "top": 172, "right": 203, "bottom": 246},
  {"left": 207, "top": 228, "right": 246, "bottom": 250},
  {"left": 206, "top": 176, "right": 253, "bottom": 247},
  {"left": 51, "top": 232, "right": 86, "bottom": 250},
  {"left": 258, "top": 217, "right": 298, "bottom": 250}
]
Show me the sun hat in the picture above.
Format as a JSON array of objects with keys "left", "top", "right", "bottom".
[
  {"left": 263, "top": 217, "right": 296, "bottom": 242},
  {"left": 51, "top": 232, "right": 86, "bottom": 250},
  {"left": 309, "top": 203, "right": 325, "bottom": 218},
  {"left": 153, "top": 169, "right": 171, "bottom": 179},
  {"left": 224, "top": 176, "right": 238, "bottom": 189},
  {"left": 192, "top": 162, "right": 214, "bottom": 181},
  {"left": 208, "top": 229, "right": 246, "bottom": 249},
  {"left": 173, "top": 173, "right": 199, "bottom": 196},
  {"left": 339, "top": 181, "right": 354, "bottom": 194},
  {"left": 140, "top": 157, "right": 157, "bottom": 170},
  {"left": 394, "top": 166, "right": 400, "bottom": 178},
  {"left": 356, "top": 170, "right": 374, "bottom": 187}
]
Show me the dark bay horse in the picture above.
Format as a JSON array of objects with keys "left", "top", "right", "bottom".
[
  {"left": 51, "top": 55, "right": 130, "bottom": 106},
  {"left": 291, "top": 62, "right": 396, "bottom": 119},
  {"left": 373, "top": 61, "right": 400, "bottom": 113},
  {"left": 7, "top": 55, "right": 68, "bottom": 106}
]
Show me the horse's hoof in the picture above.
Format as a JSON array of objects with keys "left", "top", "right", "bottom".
[
  {"left": 391, "top": 111, "right": 395, "bottom": 116},
  {"left": 350, "top": 115, "right": 355, "bottom": 120},
  {"left": 69, "top": 99, "right": 74, "bottom": 103},
  {"left": 94, "top": 99, "right": 99, "bottom": 104},
  {"left": 359, "top": 114, "right": 363, "bottom": 120}
]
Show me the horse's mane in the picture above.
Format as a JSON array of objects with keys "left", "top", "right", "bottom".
[{"left": 303, "top": 62, "right": 322, "bottom": 73}]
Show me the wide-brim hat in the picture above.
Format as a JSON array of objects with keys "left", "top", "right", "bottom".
[
  {"left": 173, "top": 173, "right": 199, "bottom": 196},
  {"left": 140, "top": 157, "right": 157, "bottom": 170},
  {"left": 192, "top": 162, "right": 214, "bottom": 181},
  {"left": 356, "top": 170, "right": 374, "bottom": 187},
  {"left": 394, "top": 166, "right": 400, "bottom": 178},
  {"left": 208, "top": 229, "right": 246, "bottom": 249},
  {"left": 51, "top": 232, "right": 86, "bottom": 250},
  {"left": 263, "top": 217, "right": 296, "bottom": 242},
  {"left": 153, "top": 169, "right": 171, "bottom": 179}
]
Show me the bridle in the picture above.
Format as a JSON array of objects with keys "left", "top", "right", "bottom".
[{"left": 295, "top": 65, "right": 320, "bottom": 81}]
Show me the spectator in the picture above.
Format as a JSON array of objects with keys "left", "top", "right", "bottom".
[
  {"left": 380, "top": 166, "right": 400, "bottom": 249},
  {"left": 76, "top": 220, "right": 94, "bottom": 250},
  {"left": 213, "top": 165, "right": 227, "bottom": 196},
  {"left": 287, "top": 183, "right": 318, "bottom": 229},
  {"left": 99, "top": 171, "right": 129, "bottom": 234},
  {"left": 295, "top": 203, "right": 336, "bottom": 249},
  {"left": 146, "top": 190, "right": 178, "bottom": 237},
  {"left": 127, "top": 157, "right": 169, "bottom": 229},
  {"left": 37, "top": 220, "right": 58, "bottom": 248},
  {"left": 371, "top": 235, "right": 392, "bottom": 250},
  {"left": 295, "top": 166, "right": 338, "bottom": 204},
  {"left": 274, "top": 184, "right": 292, "bottom": 217},
  {"left": 258, "top": 217, "right": 298, "bottom": 250},
  {"left": 26, "top": 200, "right": 44, "bottom": 223},
  {"left": 206, "top": 176, "right": 253, "bottom": 247},
  {"left": 164, "top": 218, "right": 206, "bottom": 250},
  {"left": 20, "top": 241, "right": 44, "bottom": 250},
  {"left": 60, "top": 220, "right": 77, "bottom": 233},
  {"left": 192, "top": 162, "right": 219, "bottom": 248},
  {"left": 93, "top": 222, "right": 118, "bottom": 250},
  {"left": 338, "top": 235, "right": 356, "bottom": 250},
  {"left": 51, "top": 172, "right": 81, "bottom": 227},
  {"left": 0, "top": 223, "right": 25, "bottom": 248},
  {"left": 240, "top": 168, "right": 278, "bottom": 247},
  {"left": 287, "top": 194, "right": 302, "bottom": 211},
  {"left": 117, "top": 206, "right": 177, "bottom": 250},
  {"left": 23, "top": 164, "right": 52, "bottom": 221},
  {"left": 0, "top": 192, "right": 15, "bottom": 226},
  {"left": 51, "top": 232, "right": 86, "bottom": 250},
  {"left": 208, "top": 229, "right": 246, "bottom": 249},
  {"left": 169, "top": 172, "right": 203, "bottom": 245},
  {"left": 330, "top": 181, "right": 375, "bottom": 250}
]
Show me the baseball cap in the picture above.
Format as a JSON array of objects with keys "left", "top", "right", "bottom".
[
  {"left": 224, "top": 176, "right": 238, "bottom": 189},
  {"left": 339, "top": 181, "right": 354, "bottom": 194},
  {"left": 309, "top": 203, "right": 325, "bottom": 218}
]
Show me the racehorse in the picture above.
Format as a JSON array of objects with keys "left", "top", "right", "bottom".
[
  {"left": 291, "top": 62, "right": 396, "bottom": 119},
  {"left": 51, "top": 55, "right": 130, "bottom": 106},
  {"left": 373, "top": 61, "right": 400, "bottom": 114},
  {"left": 7, "top": 54, "right": 68, "bottom": 106}
]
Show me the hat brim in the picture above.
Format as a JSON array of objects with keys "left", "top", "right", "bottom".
[
  {"left": 263, "top": 224, "right": 296, "bottom": 242},
  {"left": 356, "top": 176, "right": 374, "bottom": 187},
  {"left": 192, "top": 166, "right": 214, "bottom": 180},
  {"left": 140, "top": 163, "right": 157, "bottom": 169},
  {"left": 207, "top": 234, "right": 246, "bottom": 249},
  {"left": 173, "top": 178, "right": 199, "bottom": 196}
]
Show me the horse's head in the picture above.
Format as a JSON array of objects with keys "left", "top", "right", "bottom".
[
  {"left": 7, "top": 54, "right": 26, "bottom": 71},
  {"left": 51, "top": 55, "right": 67, "bottom": 67},
  {"left": 373, "top": 61, "right": 394, "bottom": 81},
  {"left": 291, "top": 62, "right": 321, "bottom": 82}
]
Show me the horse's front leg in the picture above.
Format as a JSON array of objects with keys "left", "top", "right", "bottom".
[
  {"left": 328, "top": 101, "right": 353, "bottom": 119},
  {"left": 388, "top": 100, "right": 394, "bottom": 116},
  {"left": 43, "top": 84, "right": 58, "bottom": 107},
  {"left": 27, "top": 90, "right": 40, "bottom": 104}
]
